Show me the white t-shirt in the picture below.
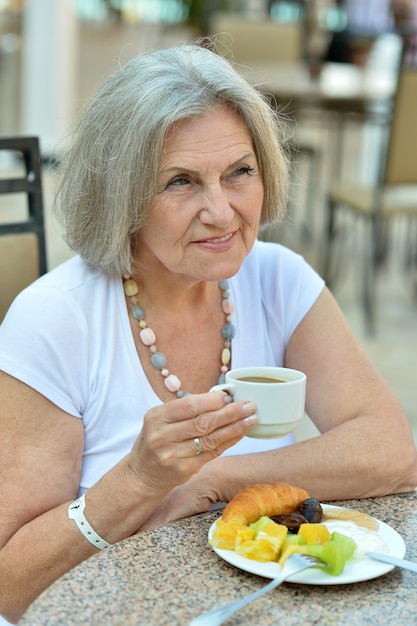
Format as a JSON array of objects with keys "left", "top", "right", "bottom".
[{"left": 0, "top": 241, "right": 324, "bottom": 494}]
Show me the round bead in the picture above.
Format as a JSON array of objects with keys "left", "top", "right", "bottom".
[
  {"left": 132, "top": 305, "right": 145, "bottom": 320},
  {"left": 150, "top": 352, "right": 166, "bottom": 369},
  {"left": 176, "top": 390, "right": 185, "bottom": 398},
  {"left": 222, "top": 299, "right": 234, "bottom": 315},
  {"left": 139, "top": 327, "right": 156, "bottom": 345},
  {"left": 161, "top": 369, "right": 169, "bottom": 377},
  {"left": 221, "top": 347, "right": 231, "bottom": 365},
  {"left": 139, "top": 320, "right": 147, "bottom": 329},
  {"left": 218, "top": 279, "right": 229, "bottom": 291},
  {"left": 222, "top": 322, "right": 236, "bottom": 340},
  {"left": 164, "top": 374, "right": 181, "bottom": 392},
  {"left": 123, "top": 279, "right": 139, "bottom": 297},
  {"left": 220, "top": 365, "right": 228, "bottom": 373}
]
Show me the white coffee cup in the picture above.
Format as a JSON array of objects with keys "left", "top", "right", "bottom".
[{"left": 210, "top": 366, "right": 306, "bottom": 439}]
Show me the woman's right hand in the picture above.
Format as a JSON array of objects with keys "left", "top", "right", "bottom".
[{"left": 125, "top": 391, "right": 258, "bottom": 496}]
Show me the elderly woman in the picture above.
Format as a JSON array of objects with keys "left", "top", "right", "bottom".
[{"left": 0, "top": 43, "right": 416, "bottom": 623}]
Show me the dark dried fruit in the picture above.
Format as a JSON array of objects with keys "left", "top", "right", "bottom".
[
  {"left": 298, "top": 498, "right": 323, "bottom": 523},
  {"left": 270, "top": 513, "right": 308, "bottom": 533}
]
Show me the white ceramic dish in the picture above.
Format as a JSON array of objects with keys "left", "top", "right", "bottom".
[{"left": 209, "top": 504, "right": 406, "bottom": 585}]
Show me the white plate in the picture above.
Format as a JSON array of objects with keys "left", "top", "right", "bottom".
[{"left": 209, "top": 504, "right": 406, "bottom": 585}]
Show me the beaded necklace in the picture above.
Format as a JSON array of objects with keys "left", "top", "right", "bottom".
[{"left": 123, "top": 277, "right": 236, "bottom": 398}]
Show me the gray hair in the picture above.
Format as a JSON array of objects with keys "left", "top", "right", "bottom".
[{"left": 55, "top": 43, "right": 289, "bottom": 276}]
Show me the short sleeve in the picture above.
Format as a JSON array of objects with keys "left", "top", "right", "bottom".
[{"left": 0, "top": 285, "right": 88, "bottom": 417}]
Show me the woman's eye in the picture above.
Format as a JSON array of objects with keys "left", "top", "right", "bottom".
[
  {"left": 233, "top": 166, "right": 255, "bottom": 177},
  {"left": 168, "top": 176, "right": 189, "bottom": 187}
]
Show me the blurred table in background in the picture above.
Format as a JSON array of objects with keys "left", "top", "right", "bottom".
[
  {"left": 241, "top": 60, "right": 396, "bottom": 116},
  {"left": 245, "top": 60, "right": 397, "bottom": 245}
]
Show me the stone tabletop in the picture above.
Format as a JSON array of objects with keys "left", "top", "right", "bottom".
[{"left": 19, "top": 491, "right": 417, "bottom": 626}]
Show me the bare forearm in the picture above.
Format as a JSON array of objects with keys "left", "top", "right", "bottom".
[
  {"left": 211, "top": 414, "right": 417, "bottom": 504},
  {"left": 0, "top": 458, "right": 164, "bottom": 622}
]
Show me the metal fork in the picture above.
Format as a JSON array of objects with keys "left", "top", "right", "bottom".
[{"left": 189, "top": 553, "right": 325, "bottom": 626}]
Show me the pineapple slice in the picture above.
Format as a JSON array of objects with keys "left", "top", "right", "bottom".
[
  {"left": 298, "top": 523, "right": 331, "bottom": 545},
  {"left": 236, "top": 538, "right": 279, "bottom": 562},
  {"left": 209, "top": 519, "right": 254, "bottom": 550}
]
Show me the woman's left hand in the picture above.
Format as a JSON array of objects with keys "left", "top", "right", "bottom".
[{"left": 137, "top": 464, "right": 222, "bottom": 531}]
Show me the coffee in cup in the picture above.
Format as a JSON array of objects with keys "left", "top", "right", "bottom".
[{"left": 210, "top": 366, "right": 306, "bottom": 439}]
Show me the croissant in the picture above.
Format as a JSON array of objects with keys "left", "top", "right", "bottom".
[{"left": 222, "top": 482, "right": 309, "bottom": 526}]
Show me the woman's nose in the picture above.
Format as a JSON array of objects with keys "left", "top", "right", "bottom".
[{"left": 198, "top": 186, "right": 235, "bottom": 227}]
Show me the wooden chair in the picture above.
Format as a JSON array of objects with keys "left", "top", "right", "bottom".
[
  {"left": 323, "top": 66, "right": 417, "bottom": 334},
  {"left": 0, "top": 136, "right": 47, "bottom": 321}
]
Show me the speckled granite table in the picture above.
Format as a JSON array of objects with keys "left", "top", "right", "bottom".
[{"left": 19, "top": 492, "right": 417, "bottom": 626}]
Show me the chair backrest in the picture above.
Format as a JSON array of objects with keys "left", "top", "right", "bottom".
[
  {"left": 0, "top": 136, "right": 47, "bottom": 321},
  {"left": 210, "top": 14, "right": 304, "bottom": 64},
  {"left": 384, "top": 66, "right": 417, "bottom": 184}
]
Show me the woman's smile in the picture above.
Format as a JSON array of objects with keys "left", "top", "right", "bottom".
[{"left": 192, "top": 230, "right": 237, "bottom": 251}]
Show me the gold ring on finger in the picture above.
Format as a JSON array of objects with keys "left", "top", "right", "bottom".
[{"left": 193, "top": 437, "right": 204, "bottom": 455}]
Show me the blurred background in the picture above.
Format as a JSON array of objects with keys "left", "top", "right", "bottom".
[{"left": 0, "top": 0, "right": 416, "bottom": 444}]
